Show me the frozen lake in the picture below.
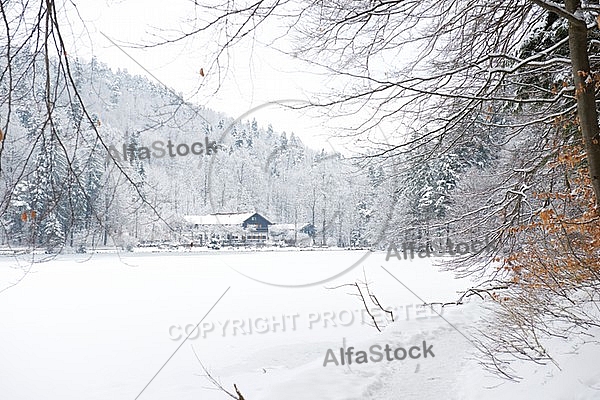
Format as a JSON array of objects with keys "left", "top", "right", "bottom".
[{"left": 1, "top": 250, "right": 598, "bottom": 399}]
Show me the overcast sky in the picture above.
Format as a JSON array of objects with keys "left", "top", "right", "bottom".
[{"left": 62, "top": 0, "right": 344, "bottom": 153}]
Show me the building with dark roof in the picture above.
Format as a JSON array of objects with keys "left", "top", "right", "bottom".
[{"left": 183, "top": 212, "right": 273, "bottom": 246}]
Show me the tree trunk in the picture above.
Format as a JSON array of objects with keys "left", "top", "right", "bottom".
[{"left": 566, "top": 0, "right": 600, "bottom": 208}]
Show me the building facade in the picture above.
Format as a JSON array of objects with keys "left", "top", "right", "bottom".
[{"left": 183, "top": 212, "right": 273, "bottom": 246}]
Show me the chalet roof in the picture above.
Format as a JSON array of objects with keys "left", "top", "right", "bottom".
[{"left": 184, "top": 212, "right": 255, "bottom": 225}]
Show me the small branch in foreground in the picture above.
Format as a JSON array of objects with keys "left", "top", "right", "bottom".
[
  {"left": 427, "top": 285, "right": 511, "bottom": 308},
  {"left": 192, "top": 346, "right": 247, "bottom": 399},
  {"left": 326, "top": 269, "right": 394, "bottom": 331}
]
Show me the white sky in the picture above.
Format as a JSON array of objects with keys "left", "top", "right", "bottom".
[{"left": 63, "top": 0, "right": 345, "bottom": 153}]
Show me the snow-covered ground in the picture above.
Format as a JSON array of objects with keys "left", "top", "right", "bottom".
[{"left": 0, "top": 250, "right": 599, "bottom": 399}]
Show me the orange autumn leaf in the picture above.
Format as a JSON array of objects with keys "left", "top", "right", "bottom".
[{"left": 494, "top": 140, "right": 600, "bottom": 295}]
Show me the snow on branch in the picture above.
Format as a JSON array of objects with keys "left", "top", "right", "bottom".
[{"left": 529, "top": 0, "right": 585, "bottom": 25}]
